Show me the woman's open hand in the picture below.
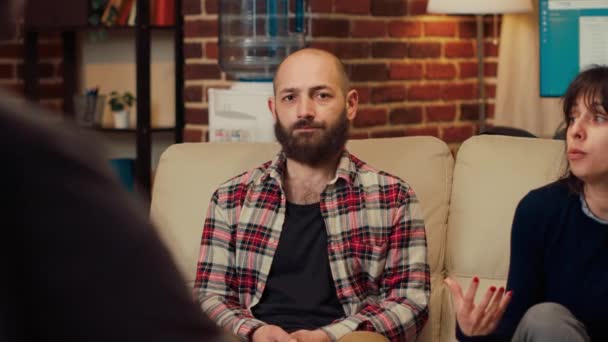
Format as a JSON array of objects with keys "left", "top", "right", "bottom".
[{"left": 445, "top": 276, "right": 512, "bottom": 336}]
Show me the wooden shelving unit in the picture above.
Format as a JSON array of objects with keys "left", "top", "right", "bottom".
[{"left": 23, "top": 0, "right": 184, "bottom": 200}]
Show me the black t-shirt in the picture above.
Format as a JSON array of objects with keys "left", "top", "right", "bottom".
[{"left": 251, "top": 202, "right": 345, "bottom": 332}]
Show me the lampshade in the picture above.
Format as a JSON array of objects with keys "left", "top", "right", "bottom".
[{"left": 427, "top": 0, "right": 532, "bottom": 14}]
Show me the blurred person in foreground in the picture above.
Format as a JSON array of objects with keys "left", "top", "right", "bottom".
[{"left": 0, "top": 1, "right": 222, "bottom": 340}]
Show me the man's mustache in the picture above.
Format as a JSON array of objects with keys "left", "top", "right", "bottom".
[{"left": 291, "top": 118, "right": 325, "bottom": 130}]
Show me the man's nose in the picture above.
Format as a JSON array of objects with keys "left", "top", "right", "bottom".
[{"left": 296, "top": 96, "right": 315, "bottom": 119}]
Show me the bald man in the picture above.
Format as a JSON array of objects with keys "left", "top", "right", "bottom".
[{"left": 194, "top": 49, "right": 430, "bottom": 342}]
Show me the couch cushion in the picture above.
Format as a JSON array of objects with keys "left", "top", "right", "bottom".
[
  {"left": 150, "top": 136, "right": 453, "bottom": 342},
  {"left": 440, "top": 135, "right": 566, "bottom": 341},
  {"left": 347, "top": 137, "right": 454, "bottom": 342}
]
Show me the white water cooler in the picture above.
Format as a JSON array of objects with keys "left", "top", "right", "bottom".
[{"left": 209, "top": 0, "right": 308, "bottom": 142}]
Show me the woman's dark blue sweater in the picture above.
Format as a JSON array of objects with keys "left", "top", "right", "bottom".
[{"left": 458, "top": 180, "right": 608, "bottom": 341}]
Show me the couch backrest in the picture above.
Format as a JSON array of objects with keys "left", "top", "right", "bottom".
[
  {"left": 150, "top": 136, "right": 454, "bottom": 342},
  {"left": 439, "top": 135, "right": 566, "bottom": 341},
  {"left": 150, "top": 142, "right": 279, "bottom": 283},
  {"left": 346, "top": 137, "right": 453, "bottom": 342}
]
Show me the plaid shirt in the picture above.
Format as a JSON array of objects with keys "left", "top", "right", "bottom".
[{"left": 194, "top": 150, "right": 430, "bottom": 341}]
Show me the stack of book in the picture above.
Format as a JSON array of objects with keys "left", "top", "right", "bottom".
[{"left": 99, "top": 0, "right": 175, "bottom": 27}]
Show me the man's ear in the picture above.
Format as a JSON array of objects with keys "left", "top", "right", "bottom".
[
  {"left": 345, "top": 89, "right": 359, "bottom": 121},
  {"left": 268, "top": 96, "right": 277, "bottom": 122}
]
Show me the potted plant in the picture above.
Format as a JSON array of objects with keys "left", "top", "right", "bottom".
[{"left": 109, "top": 91, "right": 135, "bottom": 129}]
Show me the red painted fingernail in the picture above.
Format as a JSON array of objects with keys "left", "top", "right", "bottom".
[
  {"left": 473, "top": 276, "right": 479, "bottom": 283},
  {"left": 489, "top": 286, "right": 496, "bottom": 292},
  {"left": 498, "top": 287, "right": 505, "bottom": 292},
  {"left": 506, "top": 291, "right": 513, "bottom": 297}
]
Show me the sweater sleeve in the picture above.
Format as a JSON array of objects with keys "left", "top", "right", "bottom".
[{"left": 496, "top": 190, "right": 547, "bottom": 338}]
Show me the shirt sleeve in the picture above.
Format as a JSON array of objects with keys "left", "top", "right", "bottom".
[
  {"left": 194, "top": 190, "right": 266, "bottom": 340},
  {"left": 322, "top": 185, "right": 430, "bottom": 341}
]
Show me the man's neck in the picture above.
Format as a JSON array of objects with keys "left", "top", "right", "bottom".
[
  {"left": 583, "top": 180, "right": 608, "bottom": 221},
  {"left": 283, "top": 152, "right": 342, "bottom": 205}
]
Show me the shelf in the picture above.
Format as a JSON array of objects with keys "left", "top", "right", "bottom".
[
  {"left": 92, "top": 127, "right": 175, "bottom": 132},
  {"left": 24, "top": 0, "right": 184, "bottom": 201},
  {"left": 88, "top": 25, "right": 177, "bottom": 31},
  {"left": 25, "top": 25, "right": 176, "bottom": 33},
  {"left": 25, "top": 0, "right": 177, "bottom": 32}
]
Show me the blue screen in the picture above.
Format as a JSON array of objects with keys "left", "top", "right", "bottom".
[{"left": 540, "top": 0, "right": 608, "bottom": 97}]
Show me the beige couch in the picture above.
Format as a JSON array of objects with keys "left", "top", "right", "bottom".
[{"left": 150, "top": 135, "right": 566, "bottom": 341}]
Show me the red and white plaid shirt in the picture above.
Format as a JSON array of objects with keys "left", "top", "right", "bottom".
[{"left": 194, "top": 150, "right": 430, "bottom": 341}]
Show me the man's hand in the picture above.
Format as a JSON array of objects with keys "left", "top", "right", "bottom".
[
  {"left": 445, "top": 276, "right": 512, "bottom": 337},
  {"left": 252, "top": 325, "right": 297, "bottom": 342},
  {"left": 290, "top": 329, "right": 331, "bottom": 342}
]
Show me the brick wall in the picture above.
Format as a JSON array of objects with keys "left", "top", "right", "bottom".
[
  {"left": 0, "top": 0, "right": 501, "bottom": 149},
  {"left": 0, "top": 33, "right": 64, "bottom": 113},
  {"left": 183, "top": 0, "right": 501, "bottom": 149}
]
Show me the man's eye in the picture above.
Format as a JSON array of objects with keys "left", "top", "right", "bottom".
[
  {"left": 317, "top": 92, "right": 331, "bottom": 99},
  {"left": 282, "top": 95, "right": 295, "bottom": 102}
]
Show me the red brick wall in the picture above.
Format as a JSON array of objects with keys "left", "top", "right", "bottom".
[
  {"left": 0, "top": 0, "right": 500, "bottom": 149},
  {"left": 0, "top": 33, "right": 64, "bottom": 113},
  {"left": 183, "top": 0, "right": 501, "bottom": 149}
]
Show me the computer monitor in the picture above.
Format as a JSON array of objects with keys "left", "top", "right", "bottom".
[{"left": 540, "top": 0, "right": 608, "bottom": 97}]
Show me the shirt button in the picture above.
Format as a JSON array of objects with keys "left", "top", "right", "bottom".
[
  {"left": 269, "top": 238, "right": 276, "bottom": 244},
  {"left": 257, "top": 283, "right": 263, "bottom": 289}
]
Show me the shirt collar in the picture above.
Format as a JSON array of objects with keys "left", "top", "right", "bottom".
[
  {"left": 579, "top": 194, "right": 608, "bottom": 225},
  {"left": 260, "top": 149, "right": 358, "bottom": 187}
]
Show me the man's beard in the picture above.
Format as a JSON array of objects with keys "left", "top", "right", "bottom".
[{"left": 274, "top": 111, "right": 349, "bottom": 166}]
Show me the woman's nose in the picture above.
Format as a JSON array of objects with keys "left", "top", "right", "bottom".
[{"left": 568, "top": 118, "right": 586, "bottom": 140}]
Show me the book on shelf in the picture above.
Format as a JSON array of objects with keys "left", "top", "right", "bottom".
[
  {"left": 101, "top": 0, "right": 122, "bottom": 26},
  {"left": 89, "top": 0, "right": 109, "bottom": 26},
  {"left": 154, "top": 0, "right": 174, "bottom": 26},
  {"left": 116, "top": 0, "right": 135, "bottom": 25},
  {"left": 127, "top": 1, "right": 137, "bottom": 26},
  {"left": 96, "top": 0, "right": 176, "bottom": 28}
]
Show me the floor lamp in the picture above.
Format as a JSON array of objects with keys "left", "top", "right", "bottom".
[{"left": 427, "top": 0, "right": 532, "bottom": 133}]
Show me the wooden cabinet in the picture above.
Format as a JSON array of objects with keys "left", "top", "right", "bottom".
[{"left": 24, "top": 0, "right": 184, "bottom": 200}]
